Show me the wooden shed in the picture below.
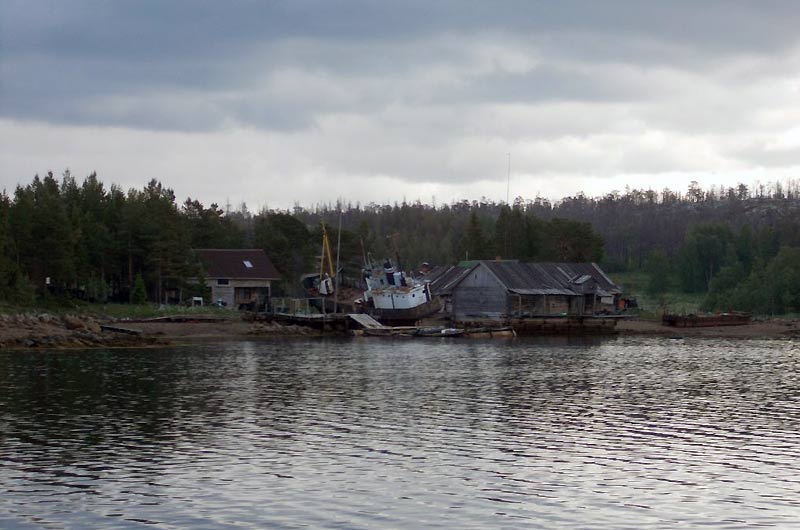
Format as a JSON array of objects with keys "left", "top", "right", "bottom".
[{"left": 447, "top": 260, "right": 621, "bottom": 322}]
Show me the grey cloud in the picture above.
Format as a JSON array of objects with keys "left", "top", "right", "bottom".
[
  {"left": 3, "top": 0, "right": 800, "bottom": 171},
  {"left": 728, "top": 143, "right": 800, "bottom": 168}
]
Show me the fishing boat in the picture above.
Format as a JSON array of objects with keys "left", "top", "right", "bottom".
[{"left": 359, "top": 256, "right": 441, "bottom": 324}]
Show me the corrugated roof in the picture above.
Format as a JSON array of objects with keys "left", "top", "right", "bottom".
[
  {"left": 422, "top": 260, "right": 621, "bottom": 298},
  {"left": 484, "top": 261, "right": 572, "bottom": 293},
  {"left": 453, "top": 260, "right": 621, "bottom": 297},
  {"left": 509, "top": 288, "right": 576, "bottom": 296},
  {"left": 195, "top": 249, "right": 281, "bottom": 280},
  {"left": 548, "top": 262, "right": 622, "bottom": 293},
  {"left": 427, "top": 264, "right": 475, "bottom": 295}
]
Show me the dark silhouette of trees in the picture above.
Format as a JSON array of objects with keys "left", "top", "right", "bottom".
[{"left": 1, "top": 171, "right": 798, "bottom": 313}]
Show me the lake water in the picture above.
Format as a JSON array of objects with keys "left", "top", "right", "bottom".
[{"left": 2, "top": 337, "right": 800, "bottom": 529}]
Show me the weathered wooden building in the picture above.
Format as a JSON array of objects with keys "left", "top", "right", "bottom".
[
  {"left": 195, "top": 249, "right": 281, "bottom": 310},
  {"left": 425, "top": 264, "right": 474, "bottom": 315},
  {"left": 438, "top": 260, "right": 621, "bottom": 322}
]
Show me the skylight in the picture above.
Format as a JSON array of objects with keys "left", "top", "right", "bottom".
[{"left": 243, "top": 260, "right": 253, "bottom": 268}]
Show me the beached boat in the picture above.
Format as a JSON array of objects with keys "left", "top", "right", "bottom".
[
  {"left": 662, "top": 312, "right": 751, "bottom": 327},
  {"left": 359, "top": 257, "right": 441, "bottom": 324}
]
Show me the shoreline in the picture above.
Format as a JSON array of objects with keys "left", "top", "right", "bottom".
[
  {"left": 2, "top": 313, "right": 798, "bottom": 350},
  {"left": 0, "top": 313, "right": 321, "bottom": 351},
  {"left": 615, "top": 318, "right": 800, "bottom": 340}
]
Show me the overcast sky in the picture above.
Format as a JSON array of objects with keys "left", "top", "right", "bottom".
[{"left": 2, "top": 1, "right": 800, "bottom": 209}]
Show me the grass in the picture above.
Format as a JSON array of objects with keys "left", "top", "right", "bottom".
[
  {"left": 609, "top": 271, "right": 705, "bottom": 318},
  {"left": 0, "top": 300, "right": 238, "bottom": 320}
]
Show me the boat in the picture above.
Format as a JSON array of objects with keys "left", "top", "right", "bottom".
[
  {"left": 361, "top": 326, "right": 463, "bottom": 338},
  {"left": 662, "top": 312, "right": 751, "bottom": 327},
  {"left": 412, "top": 327, "right": 465, "bottom": 337},
  {"left": 463, "top": 326, "right": 516, "bottom": 338},
  {"left": 358, "top": 255, "right": 441, "bottom": 324}
]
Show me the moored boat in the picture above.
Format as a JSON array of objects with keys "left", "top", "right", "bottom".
[{"left": 463, "top": 326, "right": 516, "bottom": 338}]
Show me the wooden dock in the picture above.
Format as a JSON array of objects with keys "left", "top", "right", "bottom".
[{"left": 100, "top": 324, "right": 142, "bottom": 335}]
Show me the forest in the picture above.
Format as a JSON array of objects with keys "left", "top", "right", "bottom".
[{"left": 1, "top": 171, "right": 799, "bottom": 314}]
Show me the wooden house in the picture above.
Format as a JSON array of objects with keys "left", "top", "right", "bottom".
[
  {"left": 445, "top": 260, "right": 621, "bottom": 322},
  {"left": 426, "top": 264, "right": 474, "bottom": 314},
  {"left": 195, "top": 249, "right": 281, "bottom": 310}
]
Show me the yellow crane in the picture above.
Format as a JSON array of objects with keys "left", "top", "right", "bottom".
[{"left": 319, "top": 223, "right": 335, "bottom": 295}]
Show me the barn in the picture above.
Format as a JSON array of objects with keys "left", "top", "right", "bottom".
[{"left": 446, "top": 260, "right": 621, "bottom": 322}]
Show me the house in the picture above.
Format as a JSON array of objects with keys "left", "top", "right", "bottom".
[
  {"left": 194, "top": 249, "right": 281, "bottom": 310},
  {"left": 444, "top": 260, "right": 621, "bottom": 322}
]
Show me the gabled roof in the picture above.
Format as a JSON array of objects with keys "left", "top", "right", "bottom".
[
  {"left": 547, "top": 262, "right": 622, "bottom": 294},
  {"left": 195, "top": 249, "right": 281, "bottom": 280},
  {"left": 445, "top": 260, "right": 621, "bottom": 296},
  {"left": 427, "top": 264, "right": 476, "bottom": 296},
  {"left": 485, "top": 261, "right": 576, "bottom": 295}
]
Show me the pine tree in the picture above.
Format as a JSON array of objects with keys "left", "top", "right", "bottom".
[{"left": 131, "top": 273, "right": 147, "bottom": 305}]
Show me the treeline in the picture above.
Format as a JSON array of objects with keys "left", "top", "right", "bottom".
[
  {"left": 297, "top": 180, "right": 800, "bottom": 314},
  {"left": 1, "top": 171, "right": 799, "bottom": 313},
  {"left": 0, "top": 172, "right": 237, "bottom": 304},
  {"left": 0, "top": 171, "right": 601, "bottom": 303},
  {"left": 645, "top": 223, "right": 800, "bottom": 314}
]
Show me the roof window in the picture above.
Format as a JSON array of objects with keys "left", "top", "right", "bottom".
[{"left": 243, "top": 260, "right": 253, "bottom": 268}]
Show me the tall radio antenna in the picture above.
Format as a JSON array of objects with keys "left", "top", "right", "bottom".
[{"left": 506, "top": 152, "right": 511, "bottom": 205}]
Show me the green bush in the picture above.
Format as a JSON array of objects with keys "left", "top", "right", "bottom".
[{"left": 131, "top": 273, "right": 147, "bottom": 305}]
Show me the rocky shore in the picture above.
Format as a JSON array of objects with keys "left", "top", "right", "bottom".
[
  {"left": 2, "top": 312, "right": 798, "bottom": 350},
  {"left": 0, "top": 312, "right": 323, "bottom": 350},
  {"left": 0, "top": 313, "right": 168, "bottom": 349}
]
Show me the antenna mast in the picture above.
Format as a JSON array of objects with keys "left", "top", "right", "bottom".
[{"left": 506, "top": 152, "right": 511, "bottom": 205}]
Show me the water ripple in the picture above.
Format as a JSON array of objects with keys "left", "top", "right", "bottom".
[{"left": 2, "top": 338, "right": 800, "bottom": 528}]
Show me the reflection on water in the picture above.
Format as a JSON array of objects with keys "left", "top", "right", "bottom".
[{"left": 2, "top": 337, "right": 800, "bottom": 529}]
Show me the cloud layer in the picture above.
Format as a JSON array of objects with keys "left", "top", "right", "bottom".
[{"left": 2, "top": 1, "right": 800, "bottom": 207}]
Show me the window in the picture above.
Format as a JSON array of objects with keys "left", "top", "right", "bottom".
[
  {"left": 217, "top": 279, "right": 229, "bottom": 285},
  {"left": 243, "top": 260, "right": 253, "bottom": 268}
]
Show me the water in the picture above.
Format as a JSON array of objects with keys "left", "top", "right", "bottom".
[{"left": 2, "top": 337, "right": 800, "bottom": 529}]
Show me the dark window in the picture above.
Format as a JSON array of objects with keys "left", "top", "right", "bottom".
[{"left": 217, "top": 279, "right": 229, "bottom": 285}]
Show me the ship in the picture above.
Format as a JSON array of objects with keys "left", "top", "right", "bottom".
[{"left": 358, "top": 257, "right": 441, "bottom": 324}]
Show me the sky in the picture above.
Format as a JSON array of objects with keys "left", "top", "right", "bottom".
[{"left": 2, "top": 1, "right": 800, "bottom": 210}]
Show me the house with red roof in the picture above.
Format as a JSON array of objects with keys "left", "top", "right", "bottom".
[{"left": 195, "top": 249, "right": 282, "bottom": 310}]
